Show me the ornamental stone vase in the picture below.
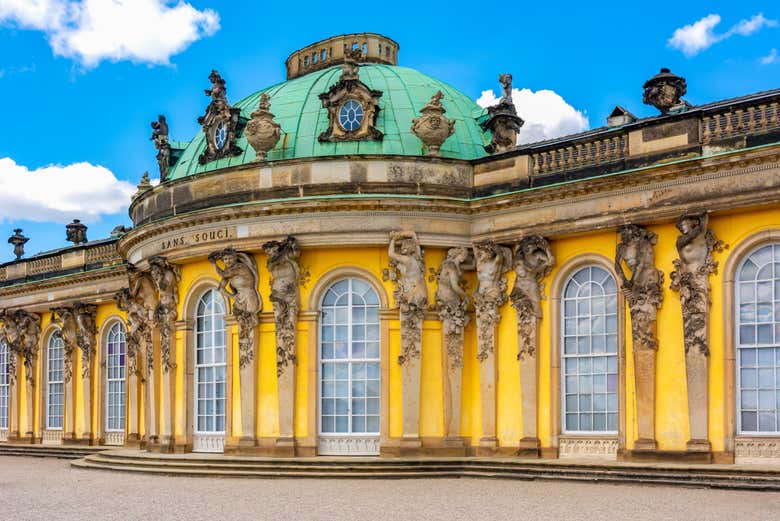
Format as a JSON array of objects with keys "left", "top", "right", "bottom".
[
  {"left": 246, "top": 93, "right": 281, "bottom": 161},
  {"left": 411, "top": 91, "right": 455, "bottom": 157}
]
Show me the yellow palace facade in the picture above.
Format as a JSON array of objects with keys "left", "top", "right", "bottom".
[{"left": 1, "top": 33, "right": 780, "bottom": 465}]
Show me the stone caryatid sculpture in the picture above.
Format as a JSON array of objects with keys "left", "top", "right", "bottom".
[
  {"left": 198, "top": 70, "right": 243, "bottom": 164},
  {"left": 262, "top": 236, "right": 301, "bottom": 449},
  {"left": 385, "top": 231, "right": 428, "bottom": 365},
  {"left": 472, "top": 240, "right": 512, "bottom": 453},
  {"left": 510, "top": 234, "right": 554, "bottom": 454},
  {"left": 473, "top": 241, "right": 513, "bottom": 362},
  {"left": 127, "top": 264, "right": 158, "bottom": 374},
  {"left": 114, "top": 288, "right": 146, "bottom": 375},
  {"left": 480, "top": 74, "right": 524, "bottom": 154},
  {"left": 615, "top": 224, "right": 664, "bottom": 451},
  {"left": 262, "top": 236, "right": 301, "bottom": 376},
  {"left": 74, "top": 302, "right": 97, "bottom": 379},
  {"left": 148, "top": 256, "right": 180, "bottom": 372},
  {"left": 411, "top": 91, "right": 455, "bottom": 157},
  {"left": 0, "top": 309, "right": 40, "bottom": 441},
  {"left": 150, "top": 115, "right": 171, "bottom": 182},
  {"left": 245, "top": 93, "right": 281, "bottom": 161},
  {"left": 642, "top": 68, "right": 689, "bottom": 115},
  {"left": 434, "top": 246, "right": 474, "bottom": 444},
  {"left": 385, "top": 230, "right": 428, "bottom": 446},
  {"left": 66, "top": 219, "right": 88, "bottom": 245},
  {"left": 208, "top": 248, "right": 262, "bottom": 367},
  {"left": 8, "top": 229, "right": 28, "bottom": 260},
  {"left": 510, "top": 235, "right": 555, "bottom": 360},
  {"left": 51, "top": 306, "right": 78, "bottom": 384},
  {"left": 670, "top": 212, "right": 726, "bottom": 454}
]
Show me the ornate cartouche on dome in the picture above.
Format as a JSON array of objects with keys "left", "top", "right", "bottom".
[
  {"left": 318, "top": 49, "right": 383, "bottom": 143},
  {"left": 643, "top": 68, "right": 690, "bottom": 114},
  {"left": 197, "top": 70, "right": 243, "bottom": 164}
]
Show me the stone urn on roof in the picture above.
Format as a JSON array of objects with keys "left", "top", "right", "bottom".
[
  {"left": 411, "top": 91, "right": 455, "bottom": 157},
  {"left": 245, "top": 93, "right": 281, "bottom": 161},
  {"left": 643, "top": 68, "right": 690, "bottom": 114},
  {"left": 8, "top": 229, "right": 29, "bottom": 260}
]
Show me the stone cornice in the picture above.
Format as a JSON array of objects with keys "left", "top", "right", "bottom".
[{"left": 0, "top": 264, "right": 127, "bottom": 301}]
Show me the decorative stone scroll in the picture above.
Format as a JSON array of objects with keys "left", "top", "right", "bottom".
[
  {"left": 114, "top": 288, "right": 146, "bottom": 375},
  {"left": 148, "top": 256, "right": 180, "bottom": 372},
  {"left": 197, "top": 70, "right": 243, "bottom": 164},
  {"left": 318, "top": 49, "right": 383, "bottom": 143},
  {"left": 615, "top": 224, "right": 664, "bottom": 451},
  {"left": 150, "top": 115, "right": 171, "bottom": 182},
  {"left": 262, "top": 236, "right": 301, "bottom": 375},
  {"left": 480, "top": 74, "right": 524, "bottom": 154},
  {"left": 472, "top": 240, "right": 512, "bottom": 452},
  {"left": 510, "top": 235, "right": 555, "bottom": 361},
  {"left": 411, "top": 91, "right": 455, "bottom": 157},
  {"left": 245, "top": 93, "right": 281, "bottom": 161},
  {"left": 209, "top": 248, "right": 262, "bottom": 368},
  {"left": 433, "top": 247, "right": 474, "bottom": 442},
  {"left": 74, "top": 303, "right": 97, "bottom": 379},
  {"left": 670, "top": 212, "right": 726, "bottom": 453}
]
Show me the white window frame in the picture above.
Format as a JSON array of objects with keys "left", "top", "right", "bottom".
[
  {"left": 46, "top": 332, "right": 64, "bottom": 431},
  {"left": 736, "top": 243, "right": 780, "bottom": 436},
  {"left": 194, "top": 289, "right": 227, "bottom": 436},
  {"left": 561, "top": 265, "right": 619, "bottom": 435},
  {"left": 104, "top": 322, "right": 126, "bottom": 433},
  {"left": 318, "top": 277, "right": 381, "bottom": 439}
]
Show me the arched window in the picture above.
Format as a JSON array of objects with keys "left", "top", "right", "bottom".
[
  {"left": 194, "top": 289, "right": 226, "bottom": 451},
  {"left": 737, "top": 244, "right": 780, "bottom": 434},
  {"left": 319, "top": 278, "right": 380, "bottom": 455},
  {"left": 0, "top": 340, "right": 8, "bottom": 431},
  {"left": 46, "top": 332, "right": 65, "bottom": 430},
  {"left": 105, "top": 322, "right": 126, "bottom": 434},
  {"left": 561, "top": 266, "right": 619, "bottom": 433}
]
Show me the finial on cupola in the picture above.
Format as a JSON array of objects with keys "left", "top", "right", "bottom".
[{"left": 8, "top": 229, "right": 29, "bottom": 260}]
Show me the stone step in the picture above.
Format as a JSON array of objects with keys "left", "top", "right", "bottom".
[
  {"left": 72, "top": 452, "right": 780, "bottom": 490},
  {"left": 0, "top": 444, "right": 108, "bottom": 459}
]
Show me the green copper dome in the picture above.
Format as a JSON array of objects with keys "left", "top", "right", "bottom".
[{"left": 167, "top": 64, "right": 489, "bottom": 180}]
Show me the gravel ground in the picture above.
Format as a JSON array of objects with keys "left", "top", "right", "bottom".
[{"left": 1, "top": 456, "right": 779, "bottom": 521}]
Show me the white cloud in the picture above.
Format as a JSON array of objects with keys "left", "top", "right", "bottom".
[
  {"left": 668, "top": 13, "right": 778, "bottom": 57},
  {"left": 760, "top": 48, "right": 778, "bottom": 65},
  {"left": 0, "top": 0, "right": 219, "bottom": 67},
  {"left": 0, "top": 157, "right": 136, "bottom": 223},
  {"left": 477, "top": 88, "right": 589, "bottom": 145}
]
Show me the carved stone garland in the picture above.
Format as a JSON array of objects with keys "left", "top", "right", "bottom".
[
  {"left": 510, "top": 235, "right": 554, "bottom": 453},
  {"left": 197, "top": 70, "right": 243, "bottom": 164},
  {"left": 472, "top": 240, "right": 513, "bottom": 452},
  {"left": 384, "top": 231, "right": 428, "bottom": 444},
  {"left": 433, "top": 247, "right": 474, "bottom": 442},
  {"left": 318, "top": 49, "right": 383, "bottom": 143},
  {"left": 615, "top": 224, "right": 664, "bottom": 451},
  {"left": 669, "top": 212, "right": 726, "bottom": 453}
]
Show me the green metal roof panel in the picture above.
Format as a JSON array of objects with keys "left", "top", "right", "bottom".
[{"left": 167, "top": 65, "right": 490, "bottom": 180}]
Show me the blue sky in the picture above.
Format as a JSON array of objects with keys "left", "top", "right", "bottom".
[{"left": 0, "top": 1, "right": 778, "bottom": 263}]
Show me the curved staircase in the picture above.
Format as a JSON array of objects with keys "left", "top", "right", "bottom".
[{"left": 71, "top": 450, "right": 780, "bottom": 490}]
